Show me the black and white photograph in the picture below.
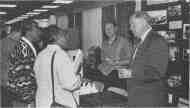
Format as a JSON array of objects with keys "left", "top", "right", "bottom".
[
  {"left": 146, "top": 10, "right": 167, "bottom": 25},
  {"left": 183, "top": 24, "right": 190, "bottom": 39},
  {"left": 169, "top": 46, "right": 180, "bottom": 61},
  {"left": 183, "top": 48, "right": 189, "bottom": 61},
  {"left": 169, "top": 20, "right": 183, "bottom": 29},
  {"left": 168, "top": 5, "right": 182, "bottom": 17},
  {"left": 0, "top": 0, "right": 189, "bottom": 108},
  {"left": 157, "top": 30, "right": 176, "bottom": 43}
]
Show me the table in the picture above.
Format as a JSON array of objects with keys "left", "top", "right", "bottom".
[{"left": 79, "top": 91, "right": 128, "bottom": 107}]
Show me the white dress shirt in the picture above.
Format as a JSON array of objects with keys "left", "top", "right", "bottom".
[{"left": 34, "top": 44, "right": 81, "bottom": 108}]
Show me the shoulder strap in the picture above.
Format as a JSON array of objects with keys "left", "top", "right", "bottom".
[
  {"left": 51, "top": 51, "right": 79, "bottom": 106},
  {"left": 51, "top": 51, "right": 56, "bottom": 103}
]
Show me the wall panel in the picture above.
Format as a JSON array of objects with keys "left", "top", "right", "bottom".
[{"left": 82, "top": 8, "right": 102, "bottom": 56}]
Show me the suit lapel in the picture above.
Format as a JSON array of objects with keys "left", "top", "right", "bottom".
[
  {"left": 21, "top": 37, "right": 37, "bottom": 57},
  {"left": 131, "top": 31, "right": 153, "bottom": 65},
  {"left": 20, "top": 39, "right": 35, "bottom": 57}
]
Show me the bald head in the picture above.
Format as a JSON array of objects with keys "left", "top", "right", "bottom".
[
  {"left": 129, "top": 11, "right": 152, "bottom": 38},
  {"left": 130, "top": 11, "right": 152, "bottom": 25}
]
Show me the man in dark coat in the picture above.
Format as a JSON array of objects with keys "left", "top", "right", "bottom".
[
  {"left": 127, "top": 11, "right": 169, "bottom": 107},
  {"left": 7, "top": 20, "right": 41, "bottom": 107}
]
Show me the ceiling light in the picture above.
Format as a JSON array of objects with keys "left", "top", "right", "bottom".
[
  {"left": 35, "top": 19, "right": 48, "bottom": 22},
  {"left": 22, "top": 14, "right": 33, "bottom": 17},
  {"left": 26, "top": 12, "right": 40, "bottom": 15},
  {"left": 24, "top": 14, "right": 34, "bottom": 17},
  {"left": 0, "top": 12, "right": 6, "bottom": 14},
  {"left": 41, "top": 19, "right": 48, "bottom": 22},
  {"left": 22, "top": 14, "right": 29, "bottom": 17},
  {"left": 17, "top": 16, "right": 28, "bottom": 19},
  {"left": 0, "top": 4, "right": 16, "bottom": 8},
  {"left": 42, "top": 5, "right": 60, "bottom": 9},
  {"left": 53, "top": 0, "right": 73, "bottom": 4},
  {"left": 33, "top": 9, "right": 48, "bottom": 12},
  {"left": 6, "top": 18, "right": 22, "bottom": 24}
]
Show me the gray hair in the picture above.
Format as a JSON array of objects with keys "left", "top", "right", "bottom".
[
  {"left": 130, "top": 11, "right": 152, "bottom": 25},
  {"left": 46, "top": 25, "right": 68, "bottom": 43}
]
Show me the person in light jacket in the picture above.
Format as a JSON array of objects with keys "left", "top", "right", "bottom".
[{"left": 34, "top": 25, "right": 81, "bottom": 108}]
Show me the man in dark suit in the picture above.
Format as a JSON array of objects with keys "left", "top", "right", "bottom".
[
  {"left": 126, "top": 11, "right": 169, "bottom": 106},
  {"left": 7, "top": 20, "right": 42, "bottom": 107}
]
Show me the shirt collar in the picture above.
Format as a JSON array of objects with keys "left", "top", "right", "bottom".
[
  {"left": 21, "top": 37, "right": 37, "bottom": 56},
  {"left": 47, "top": 44, "right": 62, "bottom": 51},
  {"left": 140, "top": 27, "right": 152, "bottom": 44}
]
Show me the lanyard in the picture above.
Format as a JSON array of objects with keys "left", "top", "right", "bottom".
[{"left": 132, "top": 43, "right": 141, "bottom": 60}]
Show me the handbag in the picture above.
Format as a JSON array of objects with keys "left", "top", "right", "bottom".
[{"left": 50, "top": 51, "right": 71, "bottom": 108}]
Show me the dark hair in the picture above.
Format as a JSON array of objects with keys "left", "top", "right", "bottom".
[
  {"left": 46, "top": 25, "right": 71, "bottom": 45},
  {"left": 45, "top": 25, "right": 62, "bottom": 44},
  {"left": 103, "top": 19, "right": 117, "bottom": 28},
  {"left": 39, "top": 27, "right": 50, "bottom": 48},
  {"left": 103, "top": 19, "right": 118, "bottom": 40},
  {"left": 22, "top": 20, "right": 38, "bottom": 36},
  {"left": 11, "top": 23, "right": 22, "bottom": 33}
]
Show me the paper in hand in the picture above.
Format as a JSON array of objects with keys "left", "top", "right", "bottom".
[{"left": 118, "top": 68, "right": 132, "bottom": 79}]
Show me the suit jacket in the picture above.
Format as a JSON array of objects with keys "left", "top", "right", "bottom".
[
  {"left": 127, "top": 30, "right": 169, "bottom": 107},
  {"left": 7, "top": 37, "right": 37, "bottom": 103}
]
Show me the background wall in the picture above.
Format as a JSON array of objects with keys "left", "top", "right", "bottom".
[
  {"left": 141, "top": 0, "right": 189, "bottom": 105},
  {"left": 82, "top": 8, "right": 102, "bottom": 56},
  {"left": 81, "top": 1, "right": 135, "bottom": 56}
]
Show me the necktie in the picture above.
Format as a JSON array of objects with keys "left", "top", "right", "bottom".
[{"left": 132, "top": 42, "right": 141, "bottom": 60}]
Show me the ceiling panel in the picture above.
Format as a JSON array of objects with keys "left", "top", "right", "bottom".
[
  {"left": 0, "top": 1, "right": 53, "bottom": 21},
  {"left": 0, "top": 0, "right": 127, "bottom": 24}
]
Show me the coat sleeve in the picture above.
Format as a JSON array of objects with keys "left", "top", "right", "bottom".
[{"left": 143, "top": 37, "right": 168, "bottom": 81}]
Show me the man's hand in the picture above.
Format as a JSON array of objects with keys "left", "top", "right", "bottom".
[{"left": 93, "top": 81, "right": 104, "bottom": 92}]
